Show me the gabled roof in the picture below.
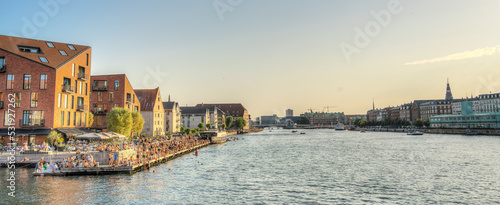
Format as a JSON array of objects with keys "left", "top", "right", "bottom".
[
  {"left": 163, "top": 101, "right": 178, "bottom": 110},
  {"left": 180, "top": 106, "right": 209, "bottom": 115},
  {"left": 0, "top": 35, "right": 90, "bottom": 69},
  {"left": 195, "top": 103, "right": 247, "bottom": 116},
  {"left": 135, "top": 88, "right": 159, "bottom": 111}
]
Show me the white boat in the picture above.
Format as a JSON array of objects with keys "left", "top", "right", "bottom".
[
  {"left": 200, "top": 131, "right": 228, "bottom": 144},
  {"left": 407, "top": 131, "right": 423, "bottom": 135},
  {"left": 334, "top": 123, "right": 345, "bottom": 131}
]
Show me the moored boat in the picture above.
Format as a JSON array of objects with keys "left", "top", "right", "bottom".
[{"left": 407, "top": 131, "right": 423, "bottom": 135}]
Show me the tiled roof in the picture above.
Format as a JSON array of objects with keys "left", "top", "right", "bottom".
[
  {"left": 0, "top": 35, "right": 90, "bottom": 69},
  {"left": 180, "top": 107, "right": 209, "bottom": 115},
  {"left": 195, "top": 103, "right": 247, "bottom": 117},
  {"left": 163, "top": 101, "right": 177, "bottom": 110},
  {"left": 135, "top": 88, "right": 159, "bottom": 111}
]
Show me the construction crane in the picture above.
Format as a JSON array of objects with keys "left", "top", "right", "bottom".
[{"left": 323, "top": 105, "right": 338, "bottom": 113}]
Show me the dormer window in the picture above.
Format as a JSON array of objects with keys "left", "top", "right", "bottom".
[
  {"left": 67, "top": 45, "right": 76, "bottom": 50},
  {"left": 39, "top": 57, "right": 49, "bottom": 63},
  {"left": 59, "top": 50, "right": 67, "bottom": 56},
  {"left": 18, "top": 45, "right": 43, "bottom": 54},
  {"left": 46, "top": 42, "right": 54, "bottom": 48}
]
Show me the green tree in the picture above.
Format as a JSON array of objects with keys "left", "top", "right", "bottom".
[
  {"left": 423, "top": 119, "right": 430, "bottom": 127},
  {"left": 198, "top": 122, "right": 205, "bottom": 130},
  {"left": 87, "top": 112, "right": 94, "bottom": 127},
  {"left": 221, "top": 123, "right": 227, "bottom": 130},
  {"left": 359, "top": 119, "right": 367, "bottom": 127},
  {"left": 297, "top": 117, "right": 310, "bottom": 124},
  {"left": 47, "top": 131, "right": 63, "bottom": 146},
  {"left": 226, "top": 116, "right": 233, "bottom": 128},
  {"left": 414, "top": 119, "right": 424, "bottom": 128},
  {"left": 180, "top": 126, "right": 185, "bottom": 134},
  {"left": 235, "top": 117, "right": 246, "bottom": 129},
  {"left": 185, "top": 128, "right": 191, "bottom": 135},
  {"left": 131, "top": 112, "right": 145, "bottom": 136},
  {"left": 107, "top": 107, "right": 133, "bottom": 136}
]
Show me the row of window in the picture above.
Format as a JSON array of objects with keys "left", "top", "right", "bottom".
[
  {"left": 93, "top": 80, "right": 120, "bottom": 90},
  {"left": 6, "top": 74, "right": 47, "bottom": 90},
  {"left": 57, "top": 93, "right": 85, "bottom": 109},
  {"left": 60, "top": 111, "right": 87, "bottom": 127},
  {"left": 0, "top": 92, "right": 39, "bottom": 108}
]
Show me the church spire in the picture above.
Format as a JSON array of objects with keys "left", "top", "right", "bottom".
[
  {"left": 445, "top": 78, "right": 453, "bottom": 101},
  {"left": 372, "top": 98, "right": 375, "bottom": 110}
]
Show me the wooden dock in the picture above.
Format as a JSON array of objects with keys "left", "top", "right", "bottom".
[{"left": 33, "top": 142, "right": 210, "bottom": 176}]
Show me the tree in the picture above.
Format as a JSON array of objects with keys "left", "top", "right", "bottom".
[
  {"left": 235, "top": 117, "right": 246, "bottom": 129},
  {"left": 423, "top": 119, "right": 430, "bottom": 127},
  {"left": 180, "top": 126, "right": 185, "bottom": 134},
  {"left": 107, "top": 107, "right": 133, "bottom": 136},
  {"left": 297, "top": 117, "right": 310, "bottom": 124},
  {"left": 221, "top": 123, "right": 227, "bottom": 130},
  {"left": 198, "top": 122, "right": 205, "bottom": 131},
  {"left": 131, "top": 112, "right": 145, "bottom": 136},
  {"left": 185, "top": 128, "right": 191, "bottom": 135},
  {"left": 414, "top": 119, "right": 424, "bottom": 128},
  {"left": 226, "top": 116, "right": 233, "bottom": 128},
  {"left": 47, "top": 131, "right": 63, "bottom": 147},
  {"left": 87, "top": 112, "right": 94, "bottom": 127}
]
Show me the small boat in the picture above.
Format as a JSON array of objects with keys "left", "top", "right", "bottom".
[
  {"left": 335, "top": 123, "right": 345, "bottom": 131},
  {"left": 300, "top": 132, "right": 306, "bottom": 134},
  {"left": 407, "top": 131, "right": 423, "bottom": 135},
  {"left": 292, "top": 130, "right": 298, "bottom": 133}
]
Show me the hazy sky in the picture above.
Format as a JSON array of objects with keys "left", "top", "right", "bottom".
[{"left": 2, "top": 0, "right": 500, "bottom": 118}]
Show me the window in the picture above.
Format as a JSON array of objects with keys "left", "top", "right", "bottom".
[
  {"left": 73, "top": 112, "right": 76, "bottom": 126},
  {"left": 114, "top": 104, "right": 119, "bottom": 108},
  {"left": 61, "top": 111, "right": 64, "bottom": 126},
  {"left": 79, "top": 82, "right": 82, "bottom": 95},
  {"left": 98, "top": 92, "right": 102, "bottom": 102},
  {"left": 127, "top": 93, "right": 131, "bottom": 102},
  {"left": 21, "top": 111, "right": 44, "bottom": 126},
  {"left": 4, "top": 110, "right": 14, "bottom": 126},
  {"left": 64, "top": 94, "right": 68, "bottom": 109},
  {"left": 78, "top": 113, "right": 82, "bottom": 126},
  {"left": 133, "top": 95, "right": 135, "bottom": 103},
  {"left": 59, "top": 50, "right": 67, "bottom": 56},
  {"left": 71, "top": 96, "right": 74, "bottom": 109},
  {"left": 83, "top": 113, "right": 87, "bottom": 126},
  {"left": 0, "top": 57, "right": 4, "bottom": 69},
  {"left": 77, "top": 97, "right": 84, "bottom": 110},
  {"left": 86, "top": 53, "right": 89, "bottom": 66},
  {"left": 30, "top": 92, "right": 38, "bottom": 108},
  {"left": 72, "top": 63, "right": 75, "bottom": 77},
  {"left": 67, "top": 45, "right": 76, "bottom": 50},
  {"left": 85, "top": 83, "right": 88, "bottom": 95},
  {"left": 14, "top": 92, "right": 21, "bottom": 108},
  {"left": 39, "top": 74, "right": 47, "bottom": 89},
  {"left": 67, "top": 111, "right": 70, "bottom": 125},
  {"left": 46, "top": 42, "right": 54, "bottom": 48},
  {"left": 109, "top": 92, "right": 114, "bottom": 101},
  {"left": 19, "top": 45, "right": 42, "bottom": 53},
  {"left": 39, "top": 57, "right": 48, "bottom": 63},
  {"left": 58, "top": 93, "right": 61, "bottom": 108},
  {"left": 6, "top": 74, "right": 14, "bottom": 89},
  {"left": 74, "top": 80, "right": 77, "bottom": 93},
  {"left": 114, "top": 80, "right": 119, "bottom": 90}
]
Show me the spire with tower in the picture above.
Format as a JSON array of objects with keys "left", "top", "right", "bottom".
[{"left": 445, "top": 78, "right": 453, "bottom": 101}]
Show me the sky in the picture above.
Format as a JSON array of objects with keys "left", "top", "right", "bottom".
[{"left": 2, "top": 0, "right": 500, "bottom": 118}]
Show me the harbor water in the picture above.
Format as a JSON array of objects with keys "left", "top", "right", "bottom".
[{"left": 2, "top": 129, "right": 500, "bottom": 204}]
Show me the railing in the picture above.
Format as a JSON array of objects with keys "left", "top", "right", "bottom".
[
  {"left": 92, "top": 110, "right": 107, "bottom": 115},
  {"left": 62, "top": 84, "right": 75, "bottom": 93},
  {"left": 19, "top": 119, "right": 45, "bottom": 127},
  {"left": 77, "top": 104, "right": 86, "bottom": 112},
  {"left": 0, "top": 101, "right": 3, "bottom": 109},
  {"left": 126, "top": 98, "right": 132, "bottom": 104},
  {"left": 93, "top": 86, "right": 108, "bottom": 91},
  {"left": 78, "top": 72, "right": 89, "bottom": 81}
]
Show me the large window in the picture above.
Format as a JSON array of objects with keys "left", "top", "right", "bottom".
[
  {"left": 67, "top": 111, "right": 70, "bottom": 125},
  {"left": 71, "top": 95, "right": 74, "bottom": 109},
  {"left": 78, "top": 113, "right": 82, "bottom": 126},
  {"left": 83, "top": 113, "right": 87, "bottom": 126},
  {"left": 21, "top": 111, "right": 44, "bottom": 126},
  {"left": 73, "top": 112, "right": 76, "bottom": 126},
  {"left": 6, "top": 74, "right": 14, "bottom": 90},
  {"left": 98, "top": 92, "right": 102, "bottom": 102},
  {"left": 61, "top": 111, "right": 64, "bottom": 126},
  {"left": 85, "top": 83, "right": 88, "bottom": 95},
  {"left": 114, "top": 80, "right": 119, "bottom": 90},
  {"left": 23, "top": 74, "right": 31, "bottom": 90},
  {"left": 14, "top": 92, "right": 21, "bottom": 108},
  {"left": 109, "top": 92, "right": 114, "bottom": 102},
  {"left": 64, "top": 94, "right": 68, "bottom": 109},
  {"left": 77, "top": 97, "right": 84, "bottom": 110},
  {"left": 30, "top": 92, "right": 38, "bottom": 108},
  {"left": 40, "top": 74, "right": 47, "bottom": 89}
]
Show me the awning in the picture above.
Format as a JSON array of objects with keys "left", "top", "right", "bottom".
[
  {"left": 0, "top": 128, "right": 51, "bottom": 136},
  {"left": 56, "top": 128, "right": 94, "bottom": 137},
  {"left": 74, "top": 132, "right": 126, "bottom": 140}
]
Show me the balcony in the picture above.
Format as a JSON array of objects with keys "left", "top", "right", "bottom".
[
  {"left": 62, "top": 84, "right": 75, "bottom": 93},
  {"left": 77, "top": 104, "right": 86, "bottom": 112},
  {"left": 78, "top": 72, "right": 89, "bottom": 81},
  {"left": 92, "top": 110, "right": 107, "bottom": 115},
  {"left": 93, "top": 86, "right": 108, "bottom": 91},
  {"left": 19, "top": 119, "right": 45, "bottom": 127},
  {"left": 126, "top": 98, "right": 133, "bottom": 104},
  {"left": 0, "top": 101, "right": 3, "bottom": 109}
]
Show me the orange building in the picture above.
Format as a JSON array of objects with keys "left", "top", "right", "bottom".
[
  {"left": 0, "top": 35, "right": 92, "bottom": 145},
  {"left": 89, "top": 74, "right": 141, "bottom": 132}
]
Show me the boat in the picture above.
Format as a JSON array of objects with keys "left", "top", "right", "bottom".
[
  {"left": 300, "top": 132, "right": 306, "bottom": 134},
  {"left": 465, "top": 129, "right": 484, "bottom": 135},
  {"left": 199, "top": 131, "right": 228, "bottom": 144},
  {"left": 360, "top": 128, "right": 366, "bottom": 133},
  {"left": 407, "top": 131, "right": 423, "bottom": 135},
  {"left": 292, "top": 130, "right": 298, "bottom": 133},
  {"left": 334, "top": 123, "right": 345, "bottom": 131}
]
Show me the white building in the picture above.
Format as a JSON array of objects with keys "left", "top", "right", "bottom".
[
  {"left": 180, "top": 107, "right": 210, "bottom": 130},
  {"left": 163, "top": 98, "right": 181, "bottom": 133},
  {"left": 286, "top": 109, "right": 293, "bottom": 117},
  {"left": 478, "top": 93, "right": 500, "bottom": 113}
]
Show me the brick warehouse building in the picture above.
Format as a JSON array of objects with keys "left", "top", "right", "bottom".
[
  {"left": 0, "top": 35, "right": 92, "bottom": 146},
  {"left": 89, "top": 74, "right": 141, "bottom": 132}
]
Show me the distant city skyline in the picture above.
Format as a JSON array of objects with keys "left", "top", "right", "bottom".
[{"left": 2, "top": 0, "right": 500, "bottom": 118}]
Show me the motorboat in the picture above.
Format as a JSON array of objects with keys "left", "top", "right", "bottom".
[{"left": 407, "top": 131, "right": 423, "bottom": 135}]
